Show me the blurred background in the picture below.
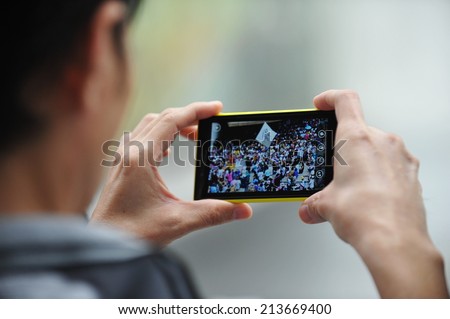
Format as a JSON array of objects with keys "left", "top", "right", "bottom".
[{"left": 117, "top": 0, "right": 450, "bottom": 297}]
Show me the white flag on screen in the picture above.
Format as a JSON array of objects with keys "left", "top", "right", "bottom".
[{"left": 256, "top": 122, "right": 277, "bottom": 147}]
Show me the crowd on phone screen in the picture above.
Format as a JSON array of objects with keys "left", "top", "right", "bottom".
[{"left": 207, "top": 119, "right": 328, "bottom": 193}]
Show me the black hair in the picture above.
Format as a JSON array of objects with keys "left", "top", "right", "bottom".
[{"left": 2, "top": 0, "right": 141, "bottom": 156}]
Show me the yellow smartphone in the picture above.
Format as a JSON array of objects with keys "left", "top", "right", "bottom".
[{"left": 194, "top": 109, "right": 337, "bottom": 203}]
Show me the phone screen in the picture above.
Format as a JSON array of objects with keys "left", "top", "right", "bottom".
[{"left": 194, "top": 110, "right": 336, "bottom": 201}]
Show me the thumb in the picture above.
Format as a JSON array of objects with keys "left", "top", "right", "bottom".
[
  {"left": 185, "top": 200, "right": 253, "bottom": 231},
  {"left": 299, "top": 187, "right": 332, "bottom": 224}
]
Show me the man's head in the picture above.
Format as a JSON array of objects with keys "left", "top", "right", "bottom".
[{"left": 2, "top": 0, "right": 140, "bottom": 212}]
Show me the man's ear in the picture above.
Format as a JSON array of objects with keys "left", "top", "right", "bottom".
[{"left": 64, "top": 0, "right": 129, "bottom": 115}]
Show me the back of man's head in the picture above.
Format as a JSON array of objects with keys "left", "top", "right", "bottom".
[{"left": 2, "top": 0, "right": 140, "bottom": 157}]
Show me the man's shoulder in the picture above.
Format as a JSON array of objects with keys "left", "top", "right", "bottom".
[
  {"left": 0, "top": 271, "right": 99, "bottom": 298},
  {"left": 0, "top": 216, "right": 198, "bottom": 298},
  {"left": 0, "top": 216, "right": 152, "bottom": 269}
]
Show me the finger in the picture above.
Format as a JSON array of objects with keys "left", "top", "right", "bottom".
[
  {"left": 298, "top": 187, "right": 332, "bottom": 224},
  {"left": 314, "top": 90, "right": 366, "bottom": 127},
  {"left": 184, "top": 200, "right": 252, "bottom": 231},
  {"left": 150, "top": 101, "right": 223, "bottom": 138},
  {"left": 132, "top": 113, "right": 158, "bottom": 138},
  {"left": 299, "top": 202, "right": 326, "bottom": 224},
  {"left": 147, "top": 101, "right": 223, "bottom": 162},
  {"left": 179, "top": 125, "right": 198, "bottom": 140}
]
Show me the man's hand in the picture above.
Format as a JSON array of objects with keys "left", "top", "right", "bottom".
[
  {"left": 299, "top": 90, "right": 448, "bottom": 298},
  {"left": 91, "top": 101, "right": 252, "bottom": 247}
]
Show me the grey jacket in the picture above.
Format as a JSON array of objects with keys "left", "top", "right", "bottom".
[{"left": 0, "top": 216, "right": 198, "bottom": 298}]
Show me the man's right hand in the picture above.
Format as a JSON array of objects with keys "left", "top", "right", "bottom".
[{"left": 299, "top": 90, "right": 448, "bottom": 298}]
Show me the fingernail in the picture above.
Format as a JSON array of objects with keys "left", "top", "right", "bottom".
[{"left": 233, "top": 206, "right": 249, "bottom": 220}]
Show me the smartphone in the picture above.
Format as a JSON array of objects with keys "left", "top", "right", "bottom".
[{"left": 194, "top": 109, "right": 337, "bottom": 202}]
